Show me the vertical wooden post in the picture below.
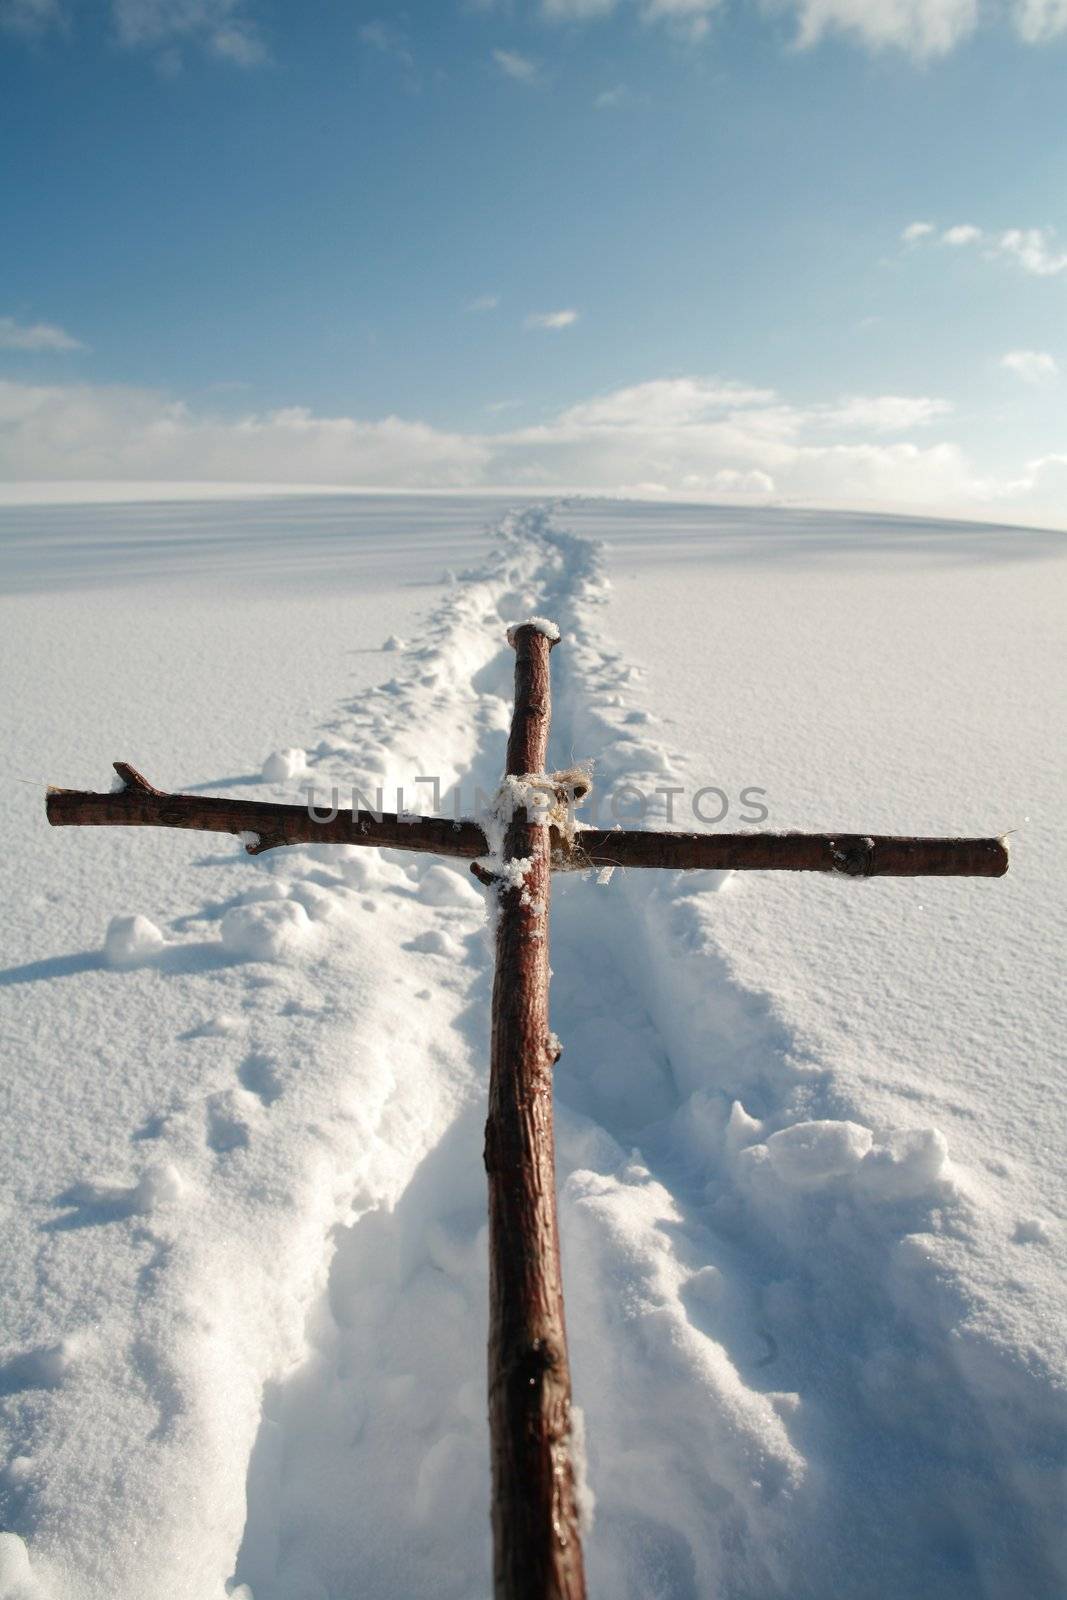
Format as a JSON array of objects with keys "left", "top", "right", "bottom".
[{"left": 484, "top": 623, "right": 588, "bottom": 1600}]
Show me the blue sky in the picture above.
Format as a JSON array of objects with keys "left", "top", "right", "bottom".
[{"left": 1, "top": 0, "right": 1065, "bottom": 522}]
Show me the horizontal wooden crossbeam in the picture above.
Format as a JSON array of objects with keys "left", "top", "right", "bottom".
[{"left": 45, "top": 764, "right": 1009, "bottom": 878}]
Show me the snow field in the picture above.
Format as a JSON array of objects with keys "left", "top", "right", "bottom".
[{"left": 0, "top": 496, "right": 1063, "bottom": 1599}]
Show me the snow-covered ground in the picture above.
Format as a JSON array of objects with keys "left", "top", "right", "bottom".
[{"left": 0, "top": 493, "right": 1064, "bottom": 1600}]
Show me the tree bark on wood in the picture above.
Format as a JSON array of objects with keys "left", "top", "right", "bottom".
[
  {"left": 46, "top": 772, "right": 1008, "bottom": 878},
  {"left": 483, "top": 624, "right": 587, "bottom": 1600}
]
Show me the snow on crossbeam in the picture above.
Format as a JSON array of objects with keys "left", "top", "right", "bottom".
[{"left": 46, "top": 767, "right": 1008, "bottom": 878}]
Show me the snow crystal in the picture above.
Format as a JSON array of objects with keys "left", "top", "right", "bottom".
[
  {"left": 764, "top": 1119, "right": 873, "bottom": 1188},
  {"left": 221, "top": 899, "right": 314, "bottom": 962},
  {"left": 500, "top": 856, "right": 535, "bottom": 893},
  {"left": 481, "top": 774, "right": 547, "bottom": 855},
  {"left": 261, "top": 747, "right": 307, "bottom": 782},
  {"left": 103, "top": 913, "right": 165, "bottom": 968},
  {"left": 569, "top": 1405, "right": 595, "bottom": 1535},
  {"left": 505, "top": 615, "right": 561, "bottom": 645}
]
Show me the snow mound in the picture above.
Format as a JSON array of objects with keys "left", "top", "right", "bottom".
[
  {"left": 0, "top": 1534, "right": 32, "bottom": 1599},
  {"left": 404, "top": 928, "right": 463, "bottom": 959},
  {"left": 764, "top": 1119, "right": 873, "bottom": 1188},
  {"left": 382, "top": 634, "right": 405, "bottom": 651},
  {"left": 749, "top": 1119, "right": 953, "bottom": 1201},
  {"left": 855, "top": 1126, "right": 951, "bottom": 1199},
  {"left": 418, "top": 863, "right": 483, "bottom": 909},
  {"left": 190, "top": 1013, "right": 244, "bottom": 1038},
  {"left": 220, "top": 899, "right": 314, "bottom": 962},
  {"left": 103, "top": 913, "right": 165, "bottom": 968},
  {"left": 261, "top": 747, "right": 307, "bottom": 782},
  {"left": 1014, "top": 1216, "right": 1051, "bottom": 1245},
  {"left": 133, "top": 1162, "right": 185, "bottom": 1212}
]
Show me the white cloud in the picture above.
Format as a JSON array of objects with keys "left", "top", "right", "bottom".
[
  {"left": 0, "top": 316, "right": 85, "bottom": 352},
  {"left": 1, "top": 0, "right": 267, "bottom": 61},
  {"left": 542, "top": 0, "right": 620, "bottom": 16},
  {"left": 358, "top": 18, "right": 417, "bottom": 78},
  {"left": 208, "top": 22, "right": 265, "bottom": 65},
  {"left": 594, "top": 83, "right": 633, "bottom": 107},
  {"left": 467, "top": 294, "right": 501, "bottom": 312},
  {"left": 995, "top": 227, "right": 1067, "bottom": 276},
  {"left": 1014, "top": 0, "right": 1067, "bottom": 41},
  {"left": 682, "top": 467, "right": 775, "bottom": 495},
  {"left": 640, "top": 0, "right": 720, "bottom": 36},
  {"left": 489, "top": 381, "right": 975, "bottom": 507},
  {"left": 770, "top": 0, "right": 978, "bottom": 58},
  {"left": 0, "top": 0, "right": 62, "bottom": 32},
  {"left": 9, "top": 0, "right": 1067, "bottom": 65},
  {"left": 492, "top": 47, "right": 540, "bottom": 80},
  {"left": 1000, "top": 349, "right": 1059, "bottom": 384},
  {"left": 543, "top": 0, "right": 720, "bottom": 37},
  {"left": 903, "top": 221, "right": 1067, "bottom": 277},
  {"left": 942, "top": 223, "right": 982, "bottom": 245},
  {"left": 525, "top": 309, "right": 580, "bottom": 329},
  {"left": 111, "top": 0, "right": 266, "bottom": 62},
  {"left": 554, "top": 376, "right": 776, "bottom": 427},
  {"left": 2, "top": 372, "right": 1059, "bottom": 523},
  {"left": 819, "top": 395, "right": 953, "bottom": 432},
  {"left": 0, "top": 380, "right": 490, "bottom": 486},
  {"left": 535, "top": 0, "right": 1067, "bottom": 54},
  {"left": 359, "top": 20, "right": 410, "bottom": 56}
]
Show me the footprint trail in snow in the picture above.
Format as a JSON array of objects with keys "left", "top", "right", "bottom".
[
  {"left": 2, "top": 503, "right": 1062, "bottom": 1600},
  {"left": 230, "top": 506, "right": 1064, "bottom": 1600}
]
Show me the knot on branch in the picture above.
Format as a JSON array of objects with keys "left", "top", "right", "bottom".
[
  {"left": 112, "top": 762, "right": 165, "bottom": 797},
  {"left": 829, "top": 837, "right": 876, "bottom": 877},
  {"left": 490, "top": 1337, "right": 564, "bottom": 1397}
]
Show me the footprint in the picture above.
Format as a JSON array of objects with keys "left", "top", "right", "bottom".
[
  {"left": 0, "top": 1338, "right": 79, "bottom": 1396},
  {"left": 133, "top": 1110, "right": 171, "bottom": 1141},
  {"left": 179, "top": 1013, "right": 245, "bottom": 1041},
  {"left": 205, "top": 1090, "right": 253, "bottom": 1154},
  {"left": 238, "top": 1053, "right": 284, "bottom": 1106},
  {"left": 404, "top": 929, "right": 463, "bottom": 959}
]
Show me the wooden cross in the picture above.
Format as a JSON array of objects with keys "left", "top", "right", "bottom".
[{"left": 46, "top": 620, "right": 1008, "bottom": 1600}]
